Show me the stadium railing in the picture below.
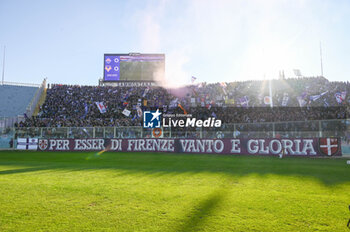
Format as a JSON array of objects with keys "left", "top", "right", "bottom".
[
  {"left": 0, "top": 115, "right": 25, "bottom": 129},
  {"left": 1, "top": 81, "right": 41, "bottom": 88},
  {"left": 25, "top": 78, "right": 47, "bottom": 118},
  {"left": 0, "top": 127, "right": 15, "bottom": 150},
  {"left": 9, "top": 119, "right": 345, "bottom": 138}
]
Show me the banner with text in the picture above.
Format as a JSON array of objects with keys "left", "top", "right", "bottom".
[{"left": 36, "top": 138, "right": 342, "bottom": 156}]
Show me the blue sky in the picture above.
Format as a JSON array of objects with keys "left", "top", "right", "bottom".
[{"left": 0, "top": 0, "right": 349, "bottom": 86}]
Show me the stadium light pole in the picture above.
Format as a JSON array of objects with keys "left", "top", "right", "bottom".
[
  {"left": 269, "top": 78, "right": 273, "bottom": 108},
  {"left": 1, "top": 45, "right": 5, "bottom": 85},
  {"left": 320, "top": 42, "right": 324, "bottom": 77}
]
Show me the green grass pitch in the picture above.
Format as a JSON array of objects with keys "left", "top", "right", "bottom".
[{"left": 0, "top": 151, "right": 349, "bottom": 231}]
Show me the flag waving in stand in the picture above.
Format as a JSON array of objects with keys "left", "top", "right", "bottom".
[
  {"left": 122, "top": 108, "right": 131, "bottom": 117},
  {"left": 220, "top": 82, "right": 227, "bottom": 96},
  {"left": 335, "top": 91, "right": 347, "bottom": 104},
  {"left": 95, "top": 102, "right": 107, "bottom": 113},
  {"left": 136, "top": 105, "right": 142, "bottom": 118},
  {"left": 178, "top": 103, "right": 187, "bottom": 115},
  {"left": 191, "top": 76, "right": 197, "bottom": 83}
]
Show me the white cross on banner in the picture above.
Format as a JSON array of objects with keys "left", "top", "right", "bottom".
[
  {"left": 17, "top": 138, "right": 38, "bottom": 150},
  {"left": 319, "top": 138, "right": 338, "bottom": 156}
]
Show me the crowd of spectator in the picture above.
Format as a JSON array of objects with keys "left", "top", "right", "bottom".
[{"left": 17, "top": 76, "right": 349, "bottom": 128}]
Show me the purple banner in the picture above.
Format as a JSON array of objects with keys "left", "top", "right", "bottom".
[
  {"left": 37, "top": 138, "right": 342, "bottom": 156},
  {"left": 104, "top": 56, "right": 120, "bottom": 81}
]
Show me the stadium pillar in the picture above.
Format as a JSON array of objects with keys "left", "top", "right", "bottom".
[
  {"left": 113, "top": 127, "right": 116, "bottom": 138},
  {"left": 318, "top": 121, "right": 322, "bottom": 137},
  {"left": 233, "top": 124, "right": 236, "bottom": 138},
  {"left": 93, "top": 128, "right": 96, "bottom": 138},
  {"left": 272, "top": 123, "right": 276, "bottom": 138},
  {"left": 1, "top": 46, "right": 5, "bottom": 85},
  {"left": 320, "top": 42, "right": 324, "bottom": 77},
  {"left": 67, "top": 128, "right": 69, "bottom": 138},
  {"left": 269, "top": 79, "right": 274, "bottom": 108}
]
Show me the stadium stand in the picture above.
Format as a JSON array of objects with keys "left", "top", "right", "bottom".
[
  {"left": 19, "top": 77, "right": 349, "bottom": 128},
  {"left": 0, "top": 80, "right": 46, "bottom": 148},
  {"left": 0, "top": 84, "right": 39, "bottom": 117},
  {"left": 4, "top": 77, "right": 349, "bottom": 154}
]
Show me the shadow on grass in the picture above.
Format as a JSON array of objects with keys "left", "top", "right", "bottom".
[
  {"left": 173, "top": 190, "right": 227, "bottom": 232},
  {"left": 0, "top": 166, "right": 50, "bottom": 175},
  {"left": 0, "top": 151, "right": 349, "bottom": 185}
]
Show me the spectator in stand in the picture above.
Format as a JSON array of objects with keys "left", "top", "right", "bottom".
[{"left": 18, "top": 76, "right": 349, "bottom": 128}]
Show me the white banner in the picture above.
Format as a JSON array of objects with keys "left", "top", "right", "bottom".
[
  {"left": 122, "top": 108, "right": 131, "bottom": 117},
  {"left": 17, "top": 138, "right": 38, "bottom": 150}
]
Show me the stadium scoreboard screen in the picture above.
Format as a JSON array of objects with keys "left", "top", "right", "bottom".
[{"left": 103, "top": 53, "right": 165, "bottom": 82}]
